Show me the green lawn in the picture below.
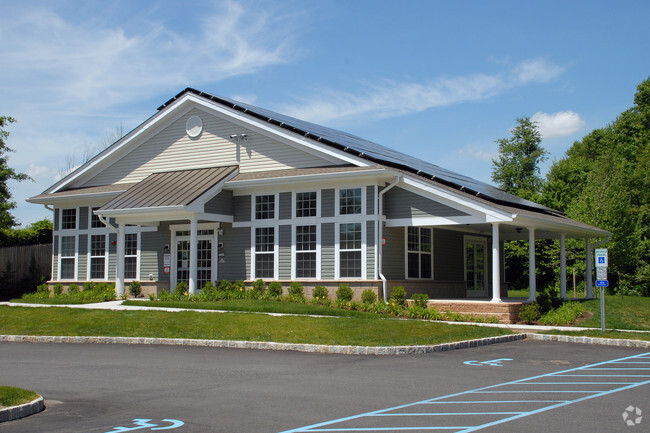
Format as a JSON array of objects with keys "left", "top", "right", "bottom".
[
  {"left": 0, "top": 306, "right": 511, "bottom": 347},
  {"left": 0, "top": 386, "right": 39, "bottom": 408},
  {"left": 540, "top": 329, "right": 650, "bottom": 342},
  {"left": 123, "top": 299, "right": 382, "bottom": 318},
  {"left": 577, "top": 295, "right": 650, "bottom": 330},
  {"left": 11, "top": 298, "right": 102, "bottom": 305}
]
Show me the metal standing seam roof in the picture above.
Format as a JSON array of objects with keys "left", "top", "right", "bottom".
[
  {"left": 100, "top": 166, "right": 237, "bottom": 211},
  {"left": 160, "top": 88, "right": 557, "bottom": 215}
]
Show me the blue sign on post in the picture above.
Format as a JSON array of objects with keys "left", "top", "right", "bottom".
[{"left": 596, "top": 280, "right": 609, "bottom": 287}]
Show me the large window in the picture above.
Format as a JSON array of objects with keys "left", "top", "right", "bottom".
[
  {"left": 60, "top": 236, "right": 76, "bottom": 279},
  {"left": 254, "top": 227, "right": 275, "bottom": 279},
  {"left": 296, "top": 192, "right": 317, "bottom": 217},
  {"left": 61, "top": 208, "right": 76, "bottom": 230},
  {"left": 407, "top": 227, "right": 432, "bottom": 279},
  {"left": 339, "top": 223, "right": 362, "bottom": 278},
  {"left": 125, "top": 233, "right": 138, "bottom": 280},
  {"left": 295, "top": 225, "right": 316, "bottom": 278},
  {"left": 339, "top": 188, "right": 362, "bottom": 215},
  {"left": 90, "top": 207, "right": 104, "bottom": 228},
  {"left": 255, "top": 195, "right": 275, "bottom": 220},
  {"left": 90, "top": 234, "right": 106, "bottom": 279}
]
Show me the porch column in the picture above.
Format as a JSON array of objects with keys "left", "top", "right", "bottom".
[
  {"left": 528, "top": 228, "right": 536, "bottom": 301},
  {"left": 189, "top": 216, "right": 198, "bottom": 294},
  {"left": 491, "top": 223, "right": 502, "bottom": 302},
  {"left": 560, "top": 233, "right": 567, "bottom": 299},
  {"left": 116, "top": 223, "right": 125, "bottom": 296},
  {"left": 585, "top": 237, "right": 594, "bottom": 299}
]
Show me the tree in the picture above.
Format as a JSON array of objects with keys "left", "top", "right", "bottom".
[
  {"left": 492, "top": 117, "right": 548, "bottom": 202},
  {"left": 0, "top": 117, "right": 31, "bottom": 229},
  {"left": 58, "top": 124, "right": 124, "bottom": 179}
]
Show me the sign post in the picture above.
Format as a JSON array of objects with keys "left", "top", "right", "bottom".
[{"left": 595, "top": 248, "right": 608, "bottom": 331}]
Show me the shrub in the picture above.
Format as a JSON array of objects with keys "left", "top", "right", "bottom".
[
  {"left": 173, "top": 281, "right": 189, "bottom": 300},
  {"left": 82, "top": 281, "right": 95, "bottom": 292},
  {"left": 538, "top": 302, "right": 586, "bottom": 326},
  {"left": 129, "top": 281, "right": 142, "bottom": 297},
  {"left": 411, "top": 292, "right": 429, "bottom": 308},
  {"left": 217, "top": 280, "right": 233, "bottom": 292},
  {"left": 369, "top": 301, "right": 389, "bottom": 315},
  {"left": 288, "top": 282, "right": 304, "bottom": 297},
  {"left": 386, "top": 301, "right": 403, "bottom": 316},
  {"left": 36, "top": 283, "right": 50, "bottom": 296},
  {"left": 201, "top": 281, "right": 219, "bottom": 301},
  {"left": 389, "top": 286, "right": 407, "bottom": 307},
  {"left": 53, "top": 283, "right": 64, "bottom": 296},
  {"left": 348, "top": 301, "right": 361, "bottom": 311},
  {"left": 267, "top": 281, "right": 283, "bottom": 298},
  {"left": 252, "top": 279, "right": 266, "bottom": 295},
  {"left": 518, "top": 302, "right": 541, "bottom": 323},
  {"left": 66, "top": 284, "right": 80, "bottom": 295},
  {"left": 361, "top": 289, "right": 377, "bottom": 305},
  {"left": 336, "top": 283, "right": 353, "bottom": 303},
  {"left": 232, "top": 280, "right": 246, "bottom": 298}
]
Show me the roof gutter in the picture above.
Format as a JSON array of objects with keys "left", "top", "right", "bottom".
[{"left": 378, "top": 175, "right": 402, "bottom": 301}]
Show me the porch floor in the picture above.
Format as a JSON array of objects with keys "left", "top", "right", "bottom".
[{"left": 425, "top": 298, "right": 530, "bottom": 324}]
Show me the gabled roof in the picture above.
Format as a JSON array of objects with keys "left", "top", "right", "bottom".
[{"left": 160, "top": 88, "right": 556, "bottom": 215}]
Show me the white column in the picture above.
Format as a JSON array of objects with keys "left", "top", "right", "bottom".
[
  {"left": 491, "top": 223, "right": 502, "bottom": 302},
  {"left": 528, "top": 228, "right": 536, "bottom": 301},
  {"left": 116, "top": 223, "right": 125, "bottom": 297},
  {"left": 189, "top": 216, "right": 198, "bottom": 294},
  {"left": 560, "top": 233, "right": 567, "bottom": 299},
  {"left": 585, "top": 237, "right": 594, "bottom": 299}
]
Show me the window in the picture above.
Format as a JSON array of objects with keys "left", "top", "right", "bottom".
[
  {"left": 90, "top": 234, "right": 106, "bottom": 279},
  {"left": 407, "top": 227, "right": 432, "bottom": 279},
  {"left": 61, "top": 208, "right": 76, "bottom": 230},
  {"left": 90, "top": 207, "right": 104, "bottom": 228},
  {"left": 339, "top": 223, "right": 362, "bottom": 278},
  {"left": 125, "top": 233, "right": 138, "bottom": 280},
  {"left": 296, "top": 192, "right": 317, "bottom": 217},
  {"left": 254, "top": 227, "right": 275, "bottom": 278},
  {"left": 296, "top": 225, "right": 316, "bottom": 278},
  {"left": 60, "top": 236, "right": 76, "bottom": 279},
  {"left": 255, "top": 195, "right": 275, "bottom": 220},
  {"left": 339, "top": 188, "right": 362, "bottom": 215}
]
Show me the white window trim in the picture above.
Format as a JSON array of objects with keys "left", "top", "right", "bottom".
[
  {"left": 335, "top": 186, "right": 366, "bottom": 218},
  {"left": 60, "top": 207, "right": 79, "bottom": 231},
  {"left": 124, "top": 232, "right": 141, "bottom": 282},
  {"left": 170, "top": 223, "right": 219, "bottom": 289},
  {"left": 291, "top": 224, "right": 321, "bottom": 280},
  {"left": 335, "top": 221, "right": 366, "bottom": 279},
  {"left": 251, "top": 225, "right": 279, "bottom": 280},
  {"left": 58, "top": 234, "right": 78, "bottom": 281},
  {"left": 88, "top": 233, "right": 109, "bottom": 281},
  {"left": 463, "top": 235, "right": 489, "bottom": 290},
  {"left": 252, "top": 193, "right": 279, "bottom": 221},
  {"left": 293, "top": 190, "right": 321, "bottom": 219},
  {"left": 404, "top": 226, "right": 434, "bottom": 280}
]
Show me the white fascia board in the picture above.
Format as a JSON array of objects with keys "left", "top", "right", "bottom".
[
  {"left": 385, "top": 215, "right": 490, "bottom": 227},
  {"left": 226, "top": 168, "right": 390, "bottom": 194},
  {"left": 400, "top": 175, "right": 513, "bottom": 222},
  {"left": 186, "top": 94, "right": 372, "bottom": 168},
  {"left": 26, "top": 190, "right": 127, "bottom": 205},
  {"left": 512, "top": 214, "right": 610, "bottom": 239}
]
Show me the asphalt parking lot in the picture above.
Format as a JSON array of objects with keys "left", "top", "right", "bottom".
[{"left": 1, "top": 340, "right": 648, "bottom": 432}]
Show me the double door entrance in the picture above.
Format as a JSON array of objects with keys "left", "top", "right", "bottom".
[{"left": 171, "top": 225, "right": 219, "bottom": 291}]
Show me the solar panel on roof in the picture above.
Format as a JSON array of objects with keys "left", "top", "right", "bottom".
[{"left": 165, "top": 89, "right": 555, "bottom": 213}]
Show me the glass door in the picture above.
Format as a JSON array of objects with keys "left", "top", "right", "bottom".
[
  {"left": 465, "top": 237, "right": 487, "bottom": 297},
  {"left": 172, "top": 227, "right": 217, "bottom": 291}
]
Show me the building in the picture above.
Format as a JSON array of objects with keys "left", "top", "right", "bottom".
[{"left": 28, "top": 88, "right": 609, "bottom": 303}]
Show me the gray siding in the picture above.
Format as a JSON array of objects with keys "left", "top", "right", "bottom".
[
  {"left": 53, "top": 209, "right": 59, "bottom": 232},
  {"left": 233, "top": 195, "right": 251, "bottom": 222},
  {"left": 433, "top": 229, "right": 464, "bottom": 281},
  {"left": 382, "top": 227, "right": 405, "bottom": 279},
  {"left": 52, "top": 235, "right": 58, "bottom": 278},
  {"left": 141, "top": 227, "right": 169, "bottom": 282},
  {"left": 279, "top": 225, "right": 291, "bottom": 279},
  {"left": 321, "top": 189, "right": 334, "bottom": 218},
  {"left": 279, "top": 192, "right": 292, "bottom": 220},
  {"left": 366, "top": 221, "right": 375, "bottom": 279},
  {"left": 321, "top": 223, "right": 335, "bottom": 279},
  {"left": 205, "top": 190, "right": 233, "bottom": 215},
  {"left": 79, "top": 207, "right": 89, "bottom": 230},
  {"left": 219, "top": 224, "right": 250, "bottom": 281},
  {"left": 78, "top": 234, "right": 88, "bottom": 280},
  {"left": 384, "top": 187, "right": 469, "bottom": 219},
  {"left": 108, "top": 233, "right": 117, "bottom": 278},
  {"left": 366, "top": 185, "right": 375, "bottom": 215}
]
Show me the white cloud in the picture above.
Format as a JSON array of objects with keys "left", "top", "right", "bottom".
[
  {"left": 457, "top": 146, "right": 497, "bottom": 162},
  {"left": 26, "top": 164, "right": 58, "bottom": 181},
  {"left": 281, "top": 58, "right": 566, "bottom": 124},
  {"left": 531, "top": 111, "right": 585, "bottom": 139}
]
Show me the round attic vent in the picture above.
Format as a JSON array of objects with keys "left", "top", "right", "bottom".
[{"left": 186, "top": 115, "right": 203, "bottom": 138}]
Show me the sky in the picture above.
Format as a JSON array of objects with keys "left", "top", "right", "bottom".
[{"left": 1, "top": 0, "right": 649, "bottom": 226}]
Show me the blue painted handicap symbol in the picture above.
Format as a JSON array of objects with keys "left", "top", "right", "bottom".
[{"left": 104, "top": 418, "right": 184, "bottom": 432}]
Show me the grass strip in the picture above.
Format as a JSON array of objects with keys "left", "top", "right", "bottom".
[
  {"left": 576, "top": 296, "right": 650, "bottom": 330},
  {"left": 0, "top": 386, "right": 39, "bottom": 408},
  {"left": 123, "top": 299, "right": 380, "bottom": 318},
  {"left": 540, "top": 329, "right": 650, "bottom": 342},
  {"left": 0, "top": 306, "right": 511, "bottom": 347},
  {"left": 11, "top": 298, "right": 102, "bottom": 305}
]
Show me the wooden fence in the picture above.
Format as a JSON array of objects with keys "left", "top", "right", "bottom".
[{"left": 0, "top": 243, "right": 52, "bottom": 284}]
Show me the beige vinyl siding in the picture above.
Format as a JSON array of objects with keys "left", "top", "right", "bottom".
[
  {"left": 219, "top": 224, "right": 250, "bottom": 281},
  {"left": 83, "top": 109, "right": 333, "bottom": 187},
  {"left": 321, "top": 223, "right": 335, "bottom": 279},
  {"left": 384, "top": 187, "right": 469, "bottom": 219},
  {"left": 279, "top": 225, "right": 291, "bottom": 280},
  {"left": 382, "top": 226, "right": 405, "bottom": 279},
  {"left": 366, "top": 221, "right": 375, "bottom": 279}
]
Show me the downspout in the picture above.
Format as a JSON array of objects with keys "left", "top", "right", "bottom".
[
  {"left": 97, "top": 214, "right": 118, "bottom": 234},
  {"left": 378, "top": 175, "right": 401, "bottom": 301}
]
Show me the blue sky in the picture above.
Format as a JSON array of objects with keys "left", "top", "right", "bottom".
[{"left": 1, "top": 0, "right": 649, "bottom": 225}]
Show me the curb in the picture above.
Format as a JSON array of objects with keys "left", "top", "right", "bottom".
[
  {"left": 0, "top": 396, "right": 45, "bottom": 423},
  {"left": 1, "top": 333, "right": 527, "bottom": 355},
  {"left": 525, "top": 333, "right": 650, "bottom": 348}
]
